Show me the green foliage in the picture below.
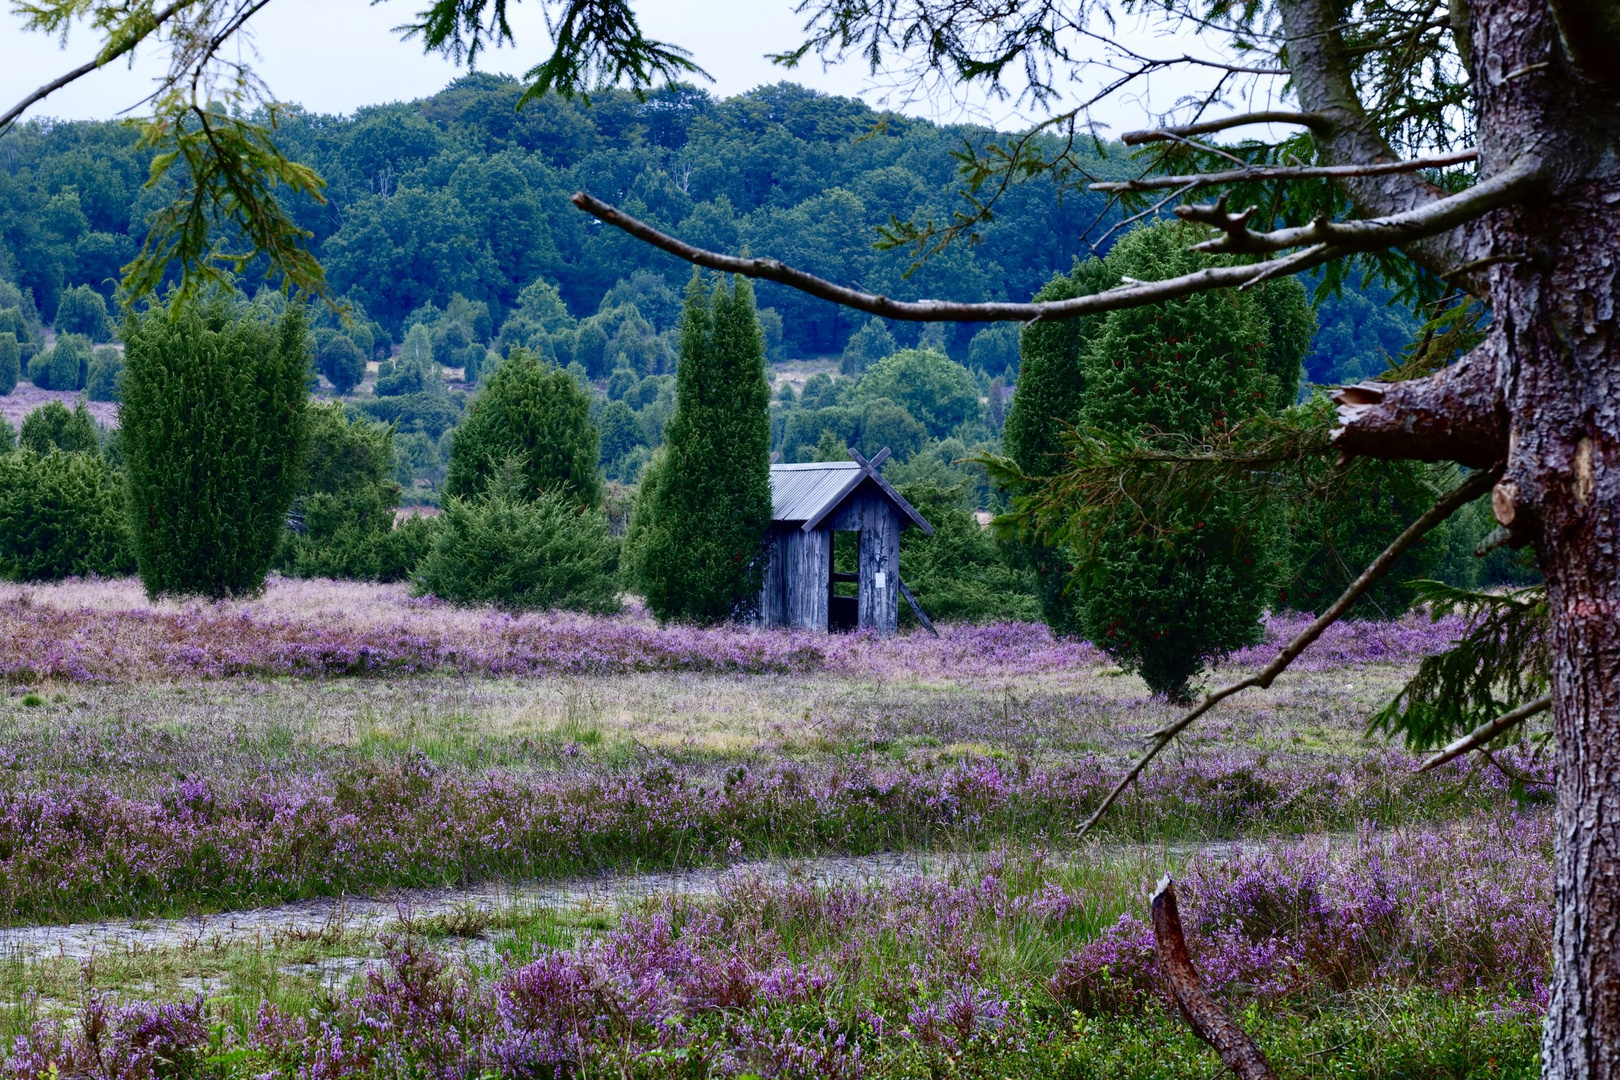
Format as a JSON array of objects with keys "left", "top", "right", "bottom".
[
  {"left": 0, "top": 333, "right": 18, "bottom": 395},
  {"left": 1371, "top": 582, "right": 1551, "bottom": 751},
  {"left": 415, "top": 461, "right": 619, "bottom": 612},
  {"left": 1001, "top": 256, "right": 1116, "bottom": 637},
  {"left": 897, "top": 483, "right": 1040, "bottom": 623},
  {"left": 319, "top": 334, "right": 366, "bottom": 395},
  {"left": 851, "top": 347, "right": 982, "bottom": 439},
  {"left": 0, "top": 449, "right": 135, "bottom": 581},
  {"left": 597, "top": 398, "right": 645, "bottom": 470},
  {"left": 855, "top": 397, "right": 927, "bottom": 462},
  {"left": 28, "top": 333, "right": 92, "bottom": 391},
  {"left": 0, "top": 416, "right": 13, "bottom": 453},
  {"left": 623, "top": 274, "right": 773, "bottom": 624},
  {"left": 445, "top": 349, "right": 602, "bottom": 508},
  {"left": 19, "top": 400, "right": 99, "bottom": 454},
  {"left": 378, "top": 325, "right": 442, "bottom": 396},
  {"left": 1074, "top": 223, "right": 1284, "bottom": 700},
  {"left": 53, "top": 285, "right": 115, "bottom": 341},
  {"left": 354, "top": 393, "right": 463, "bottom": 439},
  {"left": 275, "top": 404, "right": 422, "bottom": 582},
  {"left": 967, "top": 322, "right": 1020, "bottom": 378},
  {"left": 1253, "top": 277, "right": 1315, "bottom": 409},
  {"left": 121, "top": 298, "right": 310, "bottom": 599},
  {"left": 497, "top": 277, "right": 577, "bottom": 357},
  {"left": 1282, "top": 450, "right": 1450, "bottom": 618},
  {"left": 841, "top": 318, "right": 896, "bottom": 376},
  {"left": 87, "top": 346, "right": 124, "bottom": 402}
]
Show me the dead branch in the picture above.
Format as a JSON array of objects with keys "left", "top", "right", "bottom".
[
  {"left": 1331, "top": 339, "right": 1509, "bottom": 468},
  {"left": 1077, "top": 466, "right": 1498, "bottom": 837},
  {"left": 1152, "top": 875, "right": 1278, "bottom": 1080},
  {"left": 572, "top": 172, "right": 1526, "bottom": 323},
  {"left": 1181, "top": 157, "right": 1542, "bottom": 255},
  {"left": 1122, "top": 111, "right": 1327, "bottom": 145},
  {"left": 1092, "top": 148, "right": 1479, "bottom": 193},
  {"left": 0, "top": 0, "right": 193, "bottom": 132},
  {"left": 1418, "top": 695, "right": 1553, "bottom": 772}
]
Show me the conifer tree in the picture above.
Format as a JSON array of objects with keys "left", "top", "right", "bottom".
[
  {"left": 121, "top": 298, "right": 309, "bottom": 599},
  {"left": 1076, "top": 222, "right": 1285, "bottom": 701},
  {"left": 1001, "top": 256, "right": 1115, "bottom": 636},
  {"left": 444, "top": 349, "right": 601, "bottom": 508},
  {"left": 623, "top": 273, "right": 772, "bottom": 623}
]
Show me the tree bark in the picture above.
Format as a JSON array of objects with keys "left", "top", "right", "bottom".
[{"left": 1331, "top": 1, "right": 1620, "bottom": 1075}]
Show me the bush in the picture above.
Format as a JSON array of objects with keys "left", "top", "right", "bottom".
[
  {"left": 967, "top": 323, "right": 1021, "bottom": 378},
  {"left": 53, "top": 285, "right": 115, "bottom": 342},
  {"left": 0, "top": 449, "right": 135, "bottom": 580},
  {"left": 320, "top": 333, "right": 366, "bottom": 395},
  {"left": 121, "top": 298, "right": 310, "bottom": 599},
  {"left": 897, "top": 483, "right": 1041, "bottom": 624},
  {"left": 841, "top": 318, "right": 896, "bottom": 376},
  {"left": 622, "top": 274, "right": 773, "bottom": 623},
  {"left": 354, "top": 392, "right": 462, "bottom": 439},
  {"left": 19, "top": 400, "right": 99, "bottom": 454},
  {"left": 86, "top": 346, "right": 124, "bottom": 402},
  {"left": 1076, "top": 222, "right": 1285, "bottom": 700},
  {"left": 414, "top": 473, "right": 619, "bottom": 613},
  {"left": 445, "top": 349, "right": 601, "bottom": 508},
  {"left": 28, "top": 333, "right": 92, "bottom": 391},
  {"left": 0, "top": 333, "right": 18, "bottom": 395},
  {"left": 275, "top": 404, "right": 421, "bottom": 581}
]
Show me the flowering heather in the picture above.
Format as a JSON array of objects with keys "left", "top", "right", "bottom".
[
  {"left": 0, "top": 577, "right": 1467, "bottom": 684},
  {"left": 2, "top": 824, "right": 1550, "bottom": 1080},
  {"left": 0, "top": 747, "right": 1536, "bottom": 926}
]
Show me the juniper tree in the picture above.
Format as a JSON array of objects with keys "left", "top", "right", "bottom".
[
  {"left": 121, "top": 298, "right": 309, "bottom": 599},
  {"left": 623, "top": 273, "right": 772, "bottom": 624},
  {"left": 444, "top": 348, "right": 601, "bottom": 508}
]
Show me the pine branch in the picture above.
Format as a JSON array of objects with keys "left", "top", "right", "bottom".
[
  {"left": 1122, "top": 111, "right": 1328, "bottom": 145},
  {"left": 1091, "top": 148, "right": 1478, "bottom": 193},
  {"left": 1077, "top": 466, "right": 1499, "bottom": 837},
  {"left": 1418, "top": 695, "right": 1553, "bottom": 773}
]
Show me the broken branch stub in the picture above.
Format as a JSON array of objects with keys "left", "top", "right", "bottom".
[{"left": 1151, "top": 875, "right": 1278, "bottom": 1080}]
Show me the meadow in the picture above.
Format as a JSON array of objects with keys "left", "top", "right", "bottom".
[{"left": 0, "top": 578, "right": 1550, "bottom": 1079}]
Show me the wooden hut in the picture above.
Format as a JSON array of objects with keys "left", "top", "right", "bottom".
[{"left": 756, "top": 447, "right": 934, "bottom": 635}]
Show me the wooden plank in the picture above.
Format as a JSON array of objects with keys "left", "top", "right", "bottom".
[
  {"left": 898, "top": 576, "right": 939, "bottom": 637},
  {"left": 756, "top": 525, "right": 790, "bottom": 627},
  {"left": 857, "top": 493, "right": 900, "bottom": 635},
  {"left": 782, "top": 527, "right": 829, "bottom": 631}
]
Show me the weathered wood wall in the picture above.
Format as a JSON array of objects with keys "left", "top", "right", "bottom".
[
  {"left": 830, "top": 489, "right": 900, "bottom": 635},
  {"left": 755, "top": 525, "right": 791, "bottom": 628},
  {"left": 780, "top": 526, "right": 829, "bottom": 631}
]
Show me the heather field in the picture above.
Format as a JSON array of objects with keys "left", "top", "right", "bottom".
[{"left": 0, "top": 578, "right": 1550, "bottom": 1079}]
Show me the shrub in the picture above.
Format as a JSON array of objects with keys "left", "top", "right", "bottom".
[
  {"left": 276, "top": 404, "right": 419, "bottom": 581},
  {"left": 0, "top": 449, "right": 135, "bottom": 580},
  {"left": 53, "top": 285, "right": 115, "bottom": 342},
  {"left": 19, "top": 400, "right": 99, "bottom": 454},
  {"left": 1076, "top": 222, "right": 1286, "bottom": 700},
  {"left": 598, "top": 399, "right": 644, "bottom": 468},
  {"left": 445, "top": 349, "right": 601, "bottom": 508},
  {"left": 0, "top": 416, "right": 13, "bottom": 453},
  {"left": 0, "top": 333, "right": 18, "bottom": 395},
  {"left": 415, "top": 470, "right": 619, "bottom": 613},
  {"left": 354, "top": 392, "right": 462, "bottom": 439},
  {"left": 28, "top": 333, "right": 92, "bottom": 391},
  {"left": 121, "top": 298, "right": 309, "bottom": 599},
  {"left": 86, "top": 346, "right": 124, "bottom": 402},
  {"left": 897, "top": 483, "right": 1041, "bottom": 624},
  {"left": 622, "top": 274, "right": 773, "bottom": 624},
  {"left": 319, "top": 333, "right": 366, "bottom": 395}
]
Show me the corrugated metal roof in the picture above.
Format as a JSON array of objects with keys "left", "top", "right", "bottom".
[{"left": 770, "top": 462, "right": 864, "bottom": 523}]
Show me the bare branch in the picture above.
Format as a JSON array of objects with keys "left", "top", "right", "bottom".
[
  {"left": 1180, "top": 156, "right": 1542, "bottom": 255},
  {"left": 1092, "top": 148, "right": 1479, "bottom": 193},
  {"left": 1331, "top": 337, "right": 1509, "bottom": 468},
  {"left": 1122, "top": 110, "right": 1328, "bottom": 146},
  {"left": 572, "top": 175, "right": 1526, "bottom": 324},
  {"left": 1152, "top": 875, "right": 1278, "bottom": 1080},
  {"left": 1418, "top": 695, "right": 1553, "bottom": 773},
  {"left": 1077, "top": 467, "right": 1499, "bottom": 837},
  {"left": 0, "top": 0, "right": 192, "bottom": 132}
]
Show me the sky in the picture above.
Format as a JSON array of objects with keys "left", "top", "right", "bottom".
[{"left": 0, "top": 0, "right": 1283, "bottom": 135}]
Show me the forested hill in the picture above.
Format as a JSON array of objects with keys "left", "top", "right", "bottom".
[{"left": 0, "top": 77, "right": 1117, "bottom": 357}]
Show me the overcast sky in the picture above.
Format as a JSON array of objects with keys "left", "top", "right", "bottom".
[{"left": 1, "top": 0, "right": 1278, "bottom": 134}]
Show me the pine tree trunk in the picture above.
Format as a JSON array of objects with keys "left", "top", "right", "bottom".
[{"left": 1326, "top": 0, "right": 1620, "bottom": 1072}]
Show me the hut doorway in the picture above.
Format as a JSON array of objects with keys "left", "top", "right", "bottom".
[{"left": 829, "top": 529, "right": 860, "bottom": 632}]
